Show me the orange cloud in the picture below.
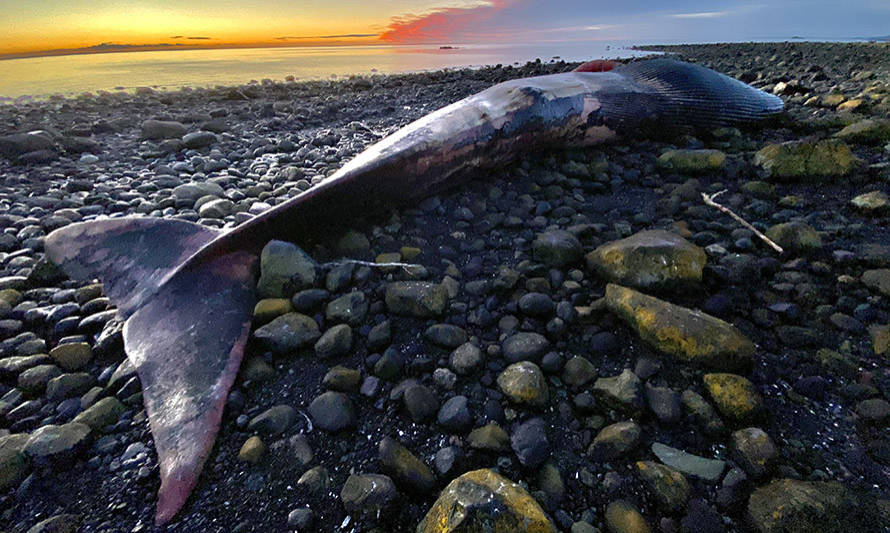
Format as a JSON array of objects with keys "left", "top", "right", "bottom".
[{"left": 380, "top": 0, "right": 512, "bottom": 43}]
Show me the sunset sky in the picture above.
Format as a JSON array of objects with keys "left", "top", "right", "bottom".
[{"left": 2, "top": 0, "right": 889, "bottom": 59}]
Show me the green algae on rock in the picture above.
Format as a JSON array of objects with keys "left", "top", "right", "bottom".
[
  {"left": 416, "top": 469, "right": 556, "bottom": 533},
  {"left": 657, "top": 149, "right": 726, "bottom": 173},
  {"left": 764, "top": 221, "right": 823, "bottom": 253},
  {"left": 747, "top": 479, "right": 866, "bottom": 533},
  {"left": 603, "top": 284, "right": 755, "bottom": 370},
  {"left": 754, "top": 139, "right": 857, "bottom": 180}
]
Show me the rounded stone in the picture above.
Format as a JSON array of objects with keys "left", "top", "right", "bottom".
[
  {"left": 23, "top": 423, "right": 91, "bottom": 466},
  {"left": 588, "top": 421, "right": 642, "bottom": 461},
  {"left": 532, "top": 230, "right": 583, "bottom": 268},
  {"left": 340, "top": 473, "right": 396, "bottom": 513},
  {"left": 49, "top": 342, "right": 92, "bottom": 371},
  {"left": 314, "top": 324, "right": 353, "bottom": 358},
  {"left": 449, "top": 342, "right": 483, "bottom": 375},
  {"left": 730, "top": 427, "right": 777, "bottom": 479},
  {"left": 497, "top": 361, "right": 549, "bottom": 409},
  {"left": 308, "top": 391, "right": 355, "bottom": 432},
  {"left": 416, "top": 469, "right": 557, "bottom": 533},
  {"left": 238, "top": 436, "right": 265, "bottom": 464},
  {"left": 703, "top": 373, "right": 763, "bottom": 422},
  {"left": 501, "top": 332, "right": 550, "bottom": 363},
  {"left": 437, "top": 395, "right": 473, "bottom": 433}
]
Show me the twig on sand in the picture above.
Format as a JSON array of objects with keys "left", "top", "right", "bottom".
[{"left": 701, "top": 190, "right": 784, "bottom": 254}]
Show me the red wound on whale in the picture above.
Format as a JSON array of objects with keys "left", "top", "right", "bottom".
[{"left": 573, "top": 59, "right": 617, "bottom": 72}]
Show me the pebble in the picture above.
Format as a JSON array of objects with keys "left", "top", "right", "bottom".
[
  {"left": 588, "top": 421, "right": 642, "bottom": 461},
  {"left": 702, "top": 373, "right": 764, "bottom": 421},
  {"left": 651, "top": 442, "right": 725, "bottom": 483},
  {"left": 247, "top": 405, "right": 295, "bottom": 435},
  {"left": 510, "top": 417, "right": 550, "bottom": 468},
  {"left": 23, "top": 423, "right": 91, "bottom": 466},
  {"left": 437, "top": 395, "right": 473, "bottom": 432},
  {"left": 308, "top": 391, "right": 355, "bottom": 432},
  {"left": 340, "top": 473, "right": 396, "bottom": 513},
  {"left": 501, "top": 332, "right": 550, "bottom": 363},
  {"left": 730, "top": 427, "right": 777, "bottom": 478},
  {"left": 314, "top": 323, "right": 353, "bottom": 358},
  {"left": 592, "top": 368, "right": 644, "bottom": 415},
  {"left": 497, "top": 361, "right": 549, "bottom": 408},
  {"left": 377, "top": 437, "right": 435, "bottom": 493}
]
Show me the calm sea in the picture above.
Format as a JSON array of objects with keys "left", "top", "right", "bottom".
[{"left": 0, "top": 41, "right": 655, "bottom": 102}]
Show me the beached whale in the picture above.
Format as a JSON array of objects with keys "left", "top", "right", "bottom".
[{"left": 44, "top": 58, "right": 782, "bottom": 525}]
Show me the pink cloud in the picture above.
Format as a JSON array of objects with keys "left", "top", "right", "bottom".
[{"left": 380, "top": 0, "right": 513, "bottom": 43}]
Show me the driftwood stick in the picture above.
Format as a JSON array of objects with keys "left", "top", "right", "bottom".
[
  {"left": 701, "top": 190, "right": 784, "bottom": 254},
  {"left": 321, "top": 259, "right": 423, "bottom": 269}
]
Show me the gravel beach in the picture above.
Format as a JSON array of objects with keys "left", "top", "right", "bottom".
[{"left": 1, "top": 41, "right": 890, "bottom": 532}]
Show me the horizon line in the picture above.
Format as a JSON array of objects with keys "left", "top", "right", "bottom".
[{"left": 0, "top": 38, "right": 402, "bottom": 62}]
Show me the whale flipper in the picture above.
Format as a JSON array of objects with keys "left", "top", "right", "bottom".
[{"left": 46, "top": 218, "right": 257, "bottom": 524}]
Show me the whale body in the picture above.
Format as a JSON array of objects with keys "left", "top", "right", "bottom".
[{"left": 44, "top": 58, "right": 782, "bottom": 524}]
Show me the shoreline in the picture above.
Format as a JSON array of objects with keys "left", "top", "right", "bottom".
[{"left": 1, "top": 41, "right": 889, "bottom": 532}]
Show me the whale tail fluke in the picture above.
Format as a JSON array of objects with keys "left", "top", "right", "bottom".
[
  {"left": 616, "top": 58, "right": 784, "bottom": 129},
  {"left": 45, "top": 218, "right": 257, "bottom": 525}
]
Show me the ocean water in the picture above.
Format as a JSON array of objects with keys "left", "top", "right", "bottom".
[{"left": 0, "top": 41, "right": 655, "bottom": 102}]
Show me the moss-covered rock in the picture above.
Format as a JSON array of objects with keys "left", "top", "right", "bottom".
[
  {"left": 835, "top": 119, "right": 890, "bottom": 143},
  {"left": 604, "top": 500, "right": 651, "bottom": 533},
  {"left": 238, "top": 436, "right": 265, "bottom": 463},
  {"left": 869, "top": 324, "right": 889, "bottom": 356},
  {"left": 385, "top": 282, "right": 449, "bottom": 317},
  {"left": 754, "top": 140, "right": 857, "bottom": 180},
  {"left": 257, "top": 240, "right": 316, "bottom": 298},
  {"left": 0, "top": 434, "right": 30, "bottom": 490},
  {"left": 72, "top": 397, "right": 126, "bottom": 431},
  {"left": 765, "top": 221, "right": 822, "bottom": 253},
  {"left": 253, "top": 298, "right": 294, "bottom": 325},
  {"left": 416, "top": 469, "right": 556, "bottom": 533},
  {"left": 586, "top": 230, "right": 706, "bottom": 291},
  {"left": 747, "top": 479, "right": 868, "bottom": 533},
  {"left": 703, "top": 373, "right": 763, "bottom": 422},
  {"left": 850, "top": 191, "right": 890, "bottom": 214},
  {"left": 603, "top": 284, "right": 754, "bottom": 370},
  {"left": 862, "top": 269, "right": 890, "bottom": 297},
  {"left": 635, "top": 461, "right": 690, "bottom": 513},
  {"left": 657, "top": 149, "right": 726, "bottom": 173},
  {"left": 532, "top": 230, "right": 583, "bottom": 268}
]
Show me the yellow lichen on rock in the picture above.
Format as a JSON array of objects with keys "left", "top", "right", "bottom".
[
  {"left": 416, "top": 469, "right": 557, "bottom": 533},
  {"left": 703, "top": 373, "right": 763, "bottom": 421},
  {"left": 603, "top": 284, "right": 754, "bottom": 370}
]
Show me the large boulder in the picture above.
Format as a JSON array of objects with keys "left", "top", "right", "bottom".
[
  {"left": 257, "top": 240, "right": 316, "bottom": 298},
  {"left": 834, "top": 119, "right": 890, "bottom": 144},
  {"left": 586, "top": 230, "right": 706, "bottom": 291},
  {"left": 754, "top": 139, "right": 857, "bottom": 180},
  {"left": 141, "top": 120, "right": 186, "bottom": 140},
  {"left": 416, "top": 469, "right": 556, "bottom": 533},
  {"left": 603, "top": 284, "right": 755, "bottom": 370},
  {"left": 747, "top": 479, "right": 872, "bottom": 533},
  {"left": 0, "top": 131, "right": 56, "bottom": 158}
]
